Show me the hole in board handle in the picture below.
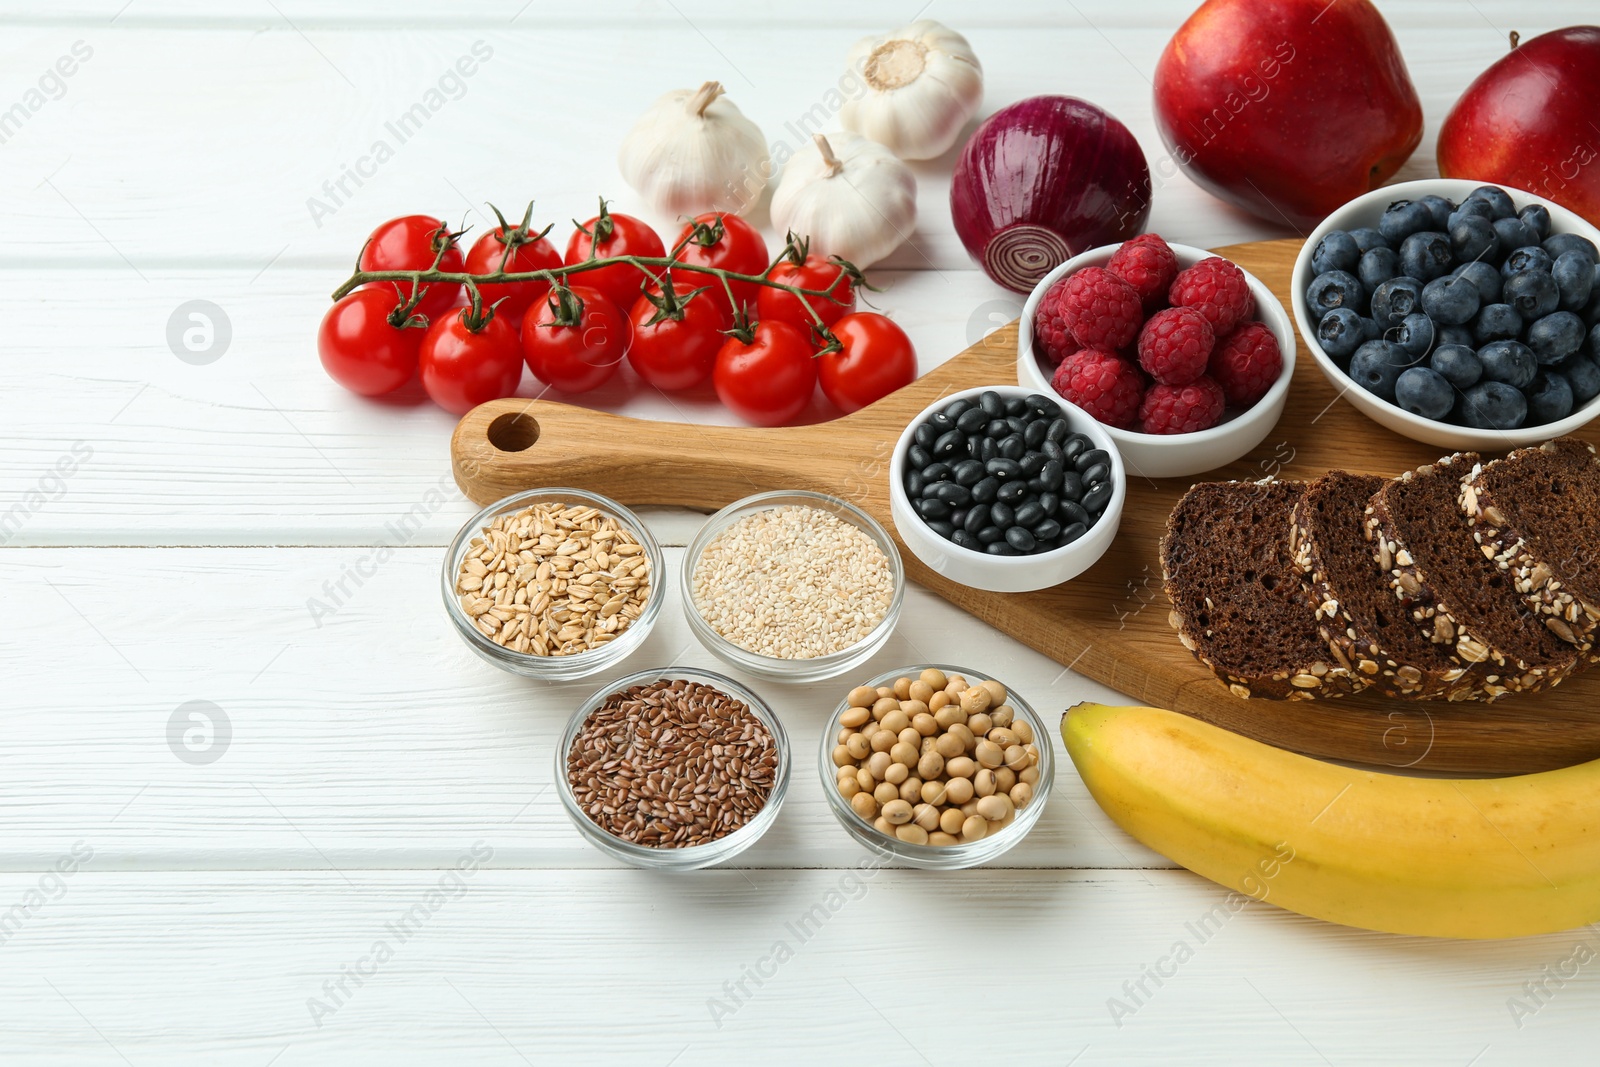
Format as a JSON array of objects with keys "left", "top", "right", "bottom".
[{"left": 487, "top": 411, "right": 539, "bottom": 452}]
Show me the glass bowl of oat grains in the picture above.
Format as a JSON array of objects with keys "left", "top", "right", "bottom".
[
  {"left": 443, "top": 488, "right": 665, "bottom": 680},
  {"left": 682, "top": 491, "right": 905, "bottom": 683}
]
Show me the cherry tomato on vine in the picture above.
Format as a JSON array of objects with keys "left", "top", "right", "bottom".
[
  {"left": 521, "top": 285, "right": 631, "bottom": 394},
  {"left": 564, "top": 200, "right": 665, "bottom": 314},
  {"left": 817, "top": 312, "right": 917, "bottom": 414},
  {"left": 465, "top": 204, "right": 562, "bottom": 328},
  {"left": 670, "top": 212, "right": 769, "bottom": 325},
  {"left": 713, "top": 320, "right": 818, "bottom": 426},
  {"left": 357, "top": 214, "right": 464, "bottom": 322},
  {"left": 626, "top": 288, "right": 725, "bottom": 392},
  {"left": 317, "top": 288, "right": 427, "bottom": 397},
  {"left": 756, "top": 253, "right": 856, "bottom": 343},
  {"left": 418, "top": 307, "right": 523, "bottom": 416}
]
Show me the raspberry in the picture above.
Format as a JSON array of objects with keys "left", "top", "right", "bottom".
[
  {"left": 1058, "top": 267, "right": 1143, "bottom": 351},
  {"left": 1210, "top": 322, "right": 1283, "bottom": 407},
  {"left": 1136, "top": 306, "right": 1214, "bottom": 385},
  {"left": 1169, "top": 257, "right": 1254, "bottom": 336},
  {"left": 1138, "top": 376, "right": 1226, "bottom": 435},
  {"left": 1051, "top": 348, "right": 1146, "bottom": 429},
  {"left": 1032, "top": 279, "right": 1082, "bottom": 366},
  {"left": 1107, "top": 233, "right": 1179, "bottom": 308}
]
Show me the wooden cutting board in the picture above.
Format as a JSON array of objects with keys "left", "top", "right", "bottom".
[{"left": 451, "top": 238, "right": 1600, "bottom": 774}]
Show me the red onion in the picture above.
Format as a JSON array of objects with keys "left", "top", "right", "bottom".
[{"left": 951, "top": 96, "right": 1152, "bottom": 293}]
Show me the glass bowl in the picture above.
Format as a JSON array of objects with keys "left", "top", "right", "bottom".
[
  {"left": 441, "top": 487, "right": 665, "bottom": 681},
  {"left": 680, "top": 490, "right": 906, "bottom": 683},
  {"left": 818, "top": 663, "right": 1055, "bottom": 870},
  {"left": 555, "top": 667, "right": 792, "bottom": 870}
]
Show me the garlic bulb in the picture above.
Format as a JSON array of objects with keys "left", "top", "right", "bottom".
[
  {"left": 770, "top": 132, "right": 916, "bottom": 269},
  {"left": 617, "top": 81, "right": 769, "bottom": 218},
  {"left": 839, "top": 20, "right": 983, "bottom": 161}
]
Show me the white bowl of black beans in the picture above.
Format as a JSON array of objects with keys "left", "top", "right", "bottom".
[{"left": 889, "top": 386, "right": 1125, "bottom": 593}]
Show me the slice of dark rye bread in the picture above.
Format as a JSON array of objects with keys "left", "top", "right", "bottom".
[
  {"left": 1162, "top": 479, "right": 1367, "bottom": 701},
  {"left": 1461, "top": 438, "right": 1600, "bottom": 651},
  {"left": 1365, "top": 452, "right": 1582, "bottom": 697},
  {"left": 1291, "top": 471, "right": 1482, "bottom": 701}
]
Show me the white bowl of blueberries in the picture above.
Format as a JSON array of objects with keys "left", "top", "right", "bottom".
[
  {"left": 1293, "top": 178, "right": 1600, "bottom": 450},
  {"left": 889, "top": 386, "right": 1125, "bottom": 593}
]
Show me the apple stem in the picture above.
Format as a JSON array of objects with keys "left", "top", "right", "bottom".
[{"left": 1509, "top": 30, "right": 1520, "bottom": 49}]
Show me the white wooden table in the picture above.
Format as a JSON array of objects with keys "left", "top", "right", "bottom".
[{"left": 4, "top": 2, "right": 1595, "bottom": 1061}]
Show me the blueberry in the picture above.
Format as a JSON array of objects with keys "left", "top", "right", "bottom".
[
  {"left": 1519, "top": 204, "right": 1552, "bottom": 240},
  {"left": 1420, "top": 274, "right": 1480, "bottom": 325},
  {"left": 1544, "top": 233, "right": 1600, "bottom": 262},
  {"left": 1452, "top": 260, "right": 1503, "bottom": 304},
  {"left": 1502, "top": 245, "right": 1553, "bottom": 277},
  {"left": 1505, "top": 270, "right": 1561, "bottom": 320},
  {"left": 1461, "top": 381, "right": 1528, "bottom": 429},
  {"left": 1469, "top": 185, "right": 1516, "bottom": 219},
  {"left": 1473, "top": 303, "right": 1523, "bottom": 345},
  {"left": 1358, "top": 247, "right": 1401, "bottom": 293},
  {"left": 1379, "top": 200, "right": 1434, "bottom": 243},
  {"left": 1526, "top": 370, "right": 1575, "bottom": 425},
  {"left": 1554, "top": 250, "right": 1596, "bottom": 311},
  {"left": 1437, "top": 324, "right": 1474, "bottom": 349},
  {"left": 1399, "top": 231, "right": 1454, "bottom": 282},
  {"left": 1448, "top": 199, "right": 1497, "bottom": 229},
  {"left": 1431, "top": 343, "right": 1482, "bottom": 389},
  {"left": 1478, "top": 339, "right": 1538, "bottom": 389},
  {"left": 1317, "top": 307, "right": 1368, "bottom": 361},
  {"left": 1389, "top": 313, "right": 1436, "bottom": 360},
  {"left": 1350, "top": 227, "right": 1390, "bottom": 253},
  {"left": 1306, "top": 270, "right": 1366, "bottom": 317},
  {"left": 1449, "top": 215, "right": 1499, "bottom": 265},
  {"left": 1527, "top": 311, "right": 1586, "bottom": 364},
  {"left": 1494, "top": 217, "right": 1541, "bottom": 254},
  {"left": 1593, "top": 321, "right": 1600, "bottom": 357},
  {"left": 1311, "top": 231, "right": 1361, "bottom": 275},
  {"left": 1371, "top": 276, "right": 1424, "bottom": 327},
  {"left": 1562, "top": 355, "right": 1600, "bottom": 404},
  {"left": 1394, "top": 366, "right": 1454, "bottom": 419},
  {"left": 1348, "top": 340, "right": 1412, "bottom": 402},
  {"left": 1417, "top": 195, "right": 1456, "bottom": 231}
]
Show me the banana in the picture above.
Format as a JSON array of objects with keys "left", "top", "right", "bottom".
[{"left": 1062, "top": 701, "right": 1600, "bottom": 939}]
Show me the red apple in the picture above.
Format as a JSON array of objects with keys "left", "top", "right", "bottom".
[
  {"left": 1153, "top": 0, "right": 1422, "bottom": 229},
  {"left": 1438, "top": 27, "right": 1600, "bottom": 227}
]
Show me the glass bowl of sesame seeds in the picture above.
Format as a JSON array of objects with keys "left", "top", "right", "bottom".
[
  {"left": 442, "top": 487, "right": 666, "bottom": 681},
  {"left": 556, "top": 667, "right": 792, "bottom": 870},
  {"left": 681, "top": 490, "right": 906, "bottom": 684}
]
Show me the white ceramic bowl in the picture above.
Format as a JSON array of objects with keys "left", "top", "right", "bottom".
[
  {"left": 889, "top": 385, "right": 1125, "bottom": 593},
  {"left": 1017, "top": 242, "right": 1295, "bottom": 479},
  {"left": 1292, "top": 178, "right": 1600, "bottom": 451}
]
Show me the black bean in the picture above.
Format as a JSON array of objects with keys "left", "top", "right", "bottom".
[
  {"left": 977, "top": 436, "right": 998, "bottom": 462},
  {"left": 956, "top": 407, "right": 989, "bottom": 435},
  {"left": 986, "top": 541, "right": 1019, "bottom": 556},
  {"left": 1046, "top": 418, "right": 1070, "bottom": 444},
  {"left": 1041, "top": 439, "right": 1065, "bottom": 464},
  {"left": 1060, "top": 437, "right": 1087, "bottom": 464},
  {"left": 1059, "top": 472, "right": 1083, "bottom": 501},
  {"left": 928, "top": 520, "right": 956, "bottom": 539},
  {"left": 914, "top": 422, "right": 937, "bottom": 449},
  {"left": 1032, "top": 518, "right": 1062, "bottom": 542},
  {"left": 985, "top": 458, "right": 1022, "bottom": 480},
  {"left": 933, "top": 429, "right": 967, "bottom": 459},
  {"left": 1005, "top": 526, "right": 1037, "bottom": 552},
  {"left": 998, "top": 434, "right": 1026, "bottom": 460},
  {"left": 979, "top": 390, "right": 1005, "bottom": 417},
  {"left": 970, "top": 476, "right": 999, "bottom": 504},
  {"left": 928, "top": 410, "right": 955, "bottom": 433},
  {"left": 1080, "top": 462, "right": 1109, "bottom": 487},
  {"left": 1060, "top": 501, "right": 1090, "bottom": 528},
  {"left": 1024, "top": 419, "right": 1050, "bottom": 448},
  {"left": 1041, "top": 459, "right": 1064, "bottom": 491},
  {"left": 964, "top": 503, "right": 990, "bottom": 534},
  {"left": 1025, "top": 476, "right": 1046, "bottom": 494},
  {"left": 989, "top": 502, "right": 1015, "bottom": 528},
  {"left": 1038, "top": 492, "right": 1060, "bottom": 516},
  {"left": 920, "top": 480, "right": 944, "bottom": 500},
  {"left": 1025, "top": 393, "right": 1058, "bottom": 416},
  {"left": 917, "top": 498, "right": 951, "bottom": 521},
  {"left": 952, "top": 459, "right": 985, "bottom": 486},
  {"left": 905, "top": 470, "right": 925, "bottom": 497},
  {"left": 1006, "top": 416, "right": 1027, "bottom": 435},
  {"left": 1062, "top": 521, "right": 1088, "bottom": 543},
  {"left": 942, "top": 399, "right": 971, "bottom": 419},
  {"left": 908, "top": 445, "right": 931, "bottom": 469},
  {"left": 921, "top": 461, "right": 953, "bottom": 482},
  {"left": 977, "top": 525, "right": 1004, "bottom": 544},
  {"left": 1004, "top": 397, "right": 1027, "bottom": 417},
  {"left": 985, "top": 419, "right": 1011, "bottom": 438},
  {"left": 1014, "top": 501, "right": 1045, "bottom": 528},
  {"left": 952, "top": 530, "right": 980, "bottom": 551},
  {"left": 1082, "top": 481, "right": 1112, "bottom": 515},
  {"left": 950, "top": 508, "right": 967, "bottom": 529},
  {"left": 931, "top": 482, "right": 971, "bottom": 506},
  {"left": 1075, "top": 447, "right": 1110, "bottom": 474},
  {"left": 997, "top": 480, "right": 1028, "bottom": 504},
  {"left": 1020, "top": 452, "right": 1048, "bottom": 477}
]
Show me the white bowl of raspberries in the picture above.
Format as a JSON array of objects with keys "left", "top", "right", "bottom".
[{"left": 1017, "top": 236, "right": 1294, "bottom": 480}]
